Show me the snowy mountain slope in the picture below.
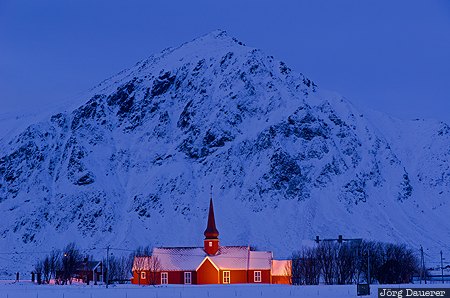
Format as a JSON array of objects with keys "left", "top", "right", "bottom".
[{"left": 0, "top": 30, "right": 449, "bottom": 275}]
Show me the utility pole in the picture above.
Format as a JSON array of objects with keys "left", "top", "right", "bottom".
[
  {"left": 420, "top": 246, "right": 424, "bottom": 284},
  {"left": 367, "top": 249, "right": 370, "bottom": 285},
  {"left": 441, "top": 251, "right": 444, "bottom": 284},
  {"left": 100, "top": 260, "right": 103, "bottom": 285},
  {"left": 424, "top": 247, "right": 427, "bottom": 284},
  {"left": 106, "top": 246, "right": 110, "bottom": 288}
]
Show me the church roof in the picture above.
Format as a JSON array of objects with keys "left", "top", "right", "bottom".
[
  {"left": 249, "top": 251, "right": 273, "bottom": 270},
  {"left": 137, "top": 246, "right": 273, "bottom": 271},
  {"left": 153, "top": 247, "right": 205, "bottom": 271}
]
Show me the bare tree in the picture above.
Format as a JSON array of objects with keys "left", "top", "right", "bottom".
[
  {"left": 376, "top": 243, "right": 419, "bottom": 284},
  {"left": 118, "top": 256, "right": 131, "bottom": 283},
  {"left": 131, "top": 254, "right": 161, "bottom": 286},
  {"left": 356, "top": 241, "right": 384, "bottom": 284},
  {"left": 305, "top": 247, "right": 321, "bottom": 285},
  {"left": 49, "top": 249, "right": 61, "bottom": 284},
  {"left": 133, "top": 256, "right": 148, "bottom": 285},
  {"left": 42, "top": 256, "right": 51, "bottom": 284},
  {"left": 60, "top": 243, "right": 83, "bottom": 285},
  {"left": 292, "top": 247, "right": 321, "bottom": 285},
  {"left": 107, "top": 255, "right": 118, "bottom": 284},
  {"left": 107, "top": 255, "right": 132, "bottom": 284},
  {"left": 134, "top": 246, "right": 153, "bottom": 256},
  {"left": 129, "top": 246, "right": 152, "bottom": 285},
  {"left": 291, "top": 239, "right": 419, "bottom": 286},
  {"left": 33, "top": 249, "right": 60, "bottom": 284},
  {"left": 336, "top": 243, "right": 356, "bottom": 284},
  {"left": 147, "top": 256, "right": 161, "bottom": 285},
  {"left": 34, "top": 261, "right": 43, "bottom": 284},
  {"left": 317, "top": 242, "right": 337, "bottom": 285},
  {"left": 291, "top": 252, "right": 302, "bottom": 285}
]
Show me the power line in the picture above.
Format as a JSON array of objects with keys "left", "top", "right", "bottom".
[
  {"left": 0, "top": 251, "right": 54, "bottom": 255},
  {"left": 0, "top": 247, "right": 280, "bottom": 261},
  {"left": 0, "top": 247, "right": 104, "bottom": 255}
]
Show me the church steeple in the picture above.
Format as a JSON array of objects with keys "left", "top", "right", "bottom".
[
  {"left": 204, "top": 187, "right": 220, "bottom": 255},
  {"left": 204, "top": 197, "right": 219, "bottom": 239}
]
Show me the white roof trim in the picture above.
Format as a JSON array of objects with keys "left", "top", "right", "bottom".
[
  {"left": 92, "top": 261, "right": 102, "bottom": 271},
  {"left": 195, "top": 256, "right": 219, "bottom": 272}
]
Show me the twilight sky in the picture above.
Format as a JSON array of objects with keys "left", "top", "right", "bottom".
[{"left": 1, "top": 0, "right": 450, "bottom": 123}]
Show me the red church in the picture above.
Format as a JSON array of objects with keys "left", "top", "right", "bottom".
[{"left": 132, "top": 198, "right": 291, "bottom": 285}]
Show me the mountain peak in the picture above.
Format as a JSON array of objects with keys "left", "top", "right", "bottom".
[
  {"left": 201, "top": 29, "right": 229, "bottom": 39},
  {"left": 167, "top": 29, "right": 247, "bottom": 59},
  {"left": 190, "top": 29, "right": 246, "bottom": 46},
  {"left": 92, "top": 30, "right": 253, "bottom": 94}
]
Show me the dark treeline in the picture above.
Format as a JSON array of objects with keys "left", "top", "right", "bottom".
[
  {"left": 34, "top": 243, "right": 153, "bottom": 285},
  {"left": 34, "top": 243, "right": 83, "bottom": 285},
  {"left": 108, "top": 245, "right": 154, "bottom": 284},
  {"left": 291, "top": 240, "right": 419, "bottom": 285},
  {"left": 34, "top": 240, "right": 420, "bottom": 286}
]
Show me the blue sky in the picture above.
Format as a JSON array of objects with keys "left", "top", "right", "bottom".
[{"left": 1, "top": 0, "right": 450, "bottom": 122}]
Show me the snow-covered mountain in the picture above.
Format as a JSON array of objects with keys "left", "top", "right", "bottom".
[{"left": 0, "top": 30, "right": 449, "bottom": 275}]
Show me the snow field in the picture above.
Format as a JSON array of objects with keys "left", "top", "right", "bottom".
[{"left": 0, "top": 283, "right": 449, "bottom": 298}]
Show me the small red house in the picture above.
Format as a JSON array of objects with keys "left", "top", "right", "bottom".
[
  {"left": 73, "top": 261, "right": 103, "bottom": 284},
  {"left": 132, "top": 198, "right": 291, "bottom": 285}
]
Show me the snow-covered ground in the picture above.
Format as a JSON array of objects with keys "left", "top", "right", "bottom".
[{"left": 0, "top": 283, "right": 449, "bottom": 298}]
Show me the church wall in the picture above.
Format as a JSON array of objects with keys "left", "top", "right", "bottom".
[{"left": 197, "top": 258, "right": 219, "bottom": 284}]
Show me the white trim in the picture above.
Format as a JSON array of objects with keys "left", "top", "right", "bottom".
[
  {"left": 254, "top": 271, "right": 261, "bottom": 283},
  {"left": 223, "top": 271, "right": 230, "bottom": 284},
  {"left": 195, "top": 256, "right": 220, "bottom": 272},
  {"left": 161, "top": 272, "right": 168, "bottom": 284},
  {"left": 184, "top": 272, "right": 192, "bottom": 284},
  {"left": 141, "top": 272, "right": 146, "bottom": 280},
  {"left": 92, "top": 262, "right": 102, "bottom": 271}
]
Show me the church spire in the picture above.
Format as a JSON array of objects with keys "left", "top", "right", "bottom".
[
  {"left": 204, "top": 186, "right": 219, "bottom": 255},
  {"left": 204, "top": 197, "right": 219, "bottom": 239}
]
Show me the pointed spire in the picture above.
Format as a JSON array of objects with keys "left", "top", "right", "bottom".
[{"left": 204, "top": 187, "right": 219, "bottom": 239}]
